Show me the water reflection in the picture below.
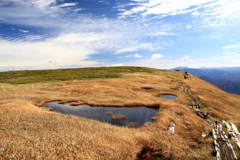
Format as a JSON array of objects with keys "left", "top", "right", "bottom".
[
  {"left": 43, "top": 102, "right": 158, "bottom": 127},
  {"left": 159, "top": 95, "right": 176, "bottom": 99}
]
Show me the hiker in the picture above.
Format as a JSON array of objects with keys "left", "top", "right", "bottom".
[
  {"left": 184, "top": 74, "right": 187, "bottom": 79},
  {"left": 183, "top": 71, "right": 188, "bottom": 79}
]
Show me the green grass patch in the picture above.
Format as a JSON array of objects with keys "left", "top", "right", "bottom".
[
  {"left": 0, "top": 66, "right": 155, "bottom": 84},
  {"left": 194, "top": 97, "right": 219, "bottom": 108}
]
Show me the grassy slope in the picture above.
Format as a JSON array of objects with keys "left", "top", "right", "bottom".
[
  {"left": 0, "top": 67, "right": 152, "bottom": 84},
  {"left": 0, "top": 67, "right": 240, "bottom": 159}
]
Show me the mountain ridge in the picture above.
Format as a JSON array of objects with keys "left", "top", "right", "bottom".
[{"left": 172, "top": 66, "right": 240, "bottom": 95}]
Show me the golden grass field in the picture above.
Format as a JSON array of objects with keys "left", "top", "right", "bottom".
[{"left": 0, "top": 67, "right": 240, "bottom": 159}]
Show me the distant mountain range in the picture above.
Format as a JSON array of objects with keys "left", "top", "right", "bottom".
[{"left": 171, "top": 67, "right": 240, "bottom": 95}]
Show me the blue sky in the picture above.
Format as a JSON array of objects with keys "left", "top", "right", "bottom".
[{"left": 0, "top": 0, "right": 240, "bottom": 71}]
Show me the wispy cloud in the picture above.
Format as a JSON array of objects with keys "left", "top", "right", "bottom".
[
  {"left": 118, "top": 0, "right": 240, "bottom": 29},
  {"left": 222, "top": 45, "right": 239, "bottom": 49},
  {"left": 1, "top": 0, "right": 240, "bottom": 70},
  {"left": 222, "top": 53, "right": 240, "bottom": 58},
  {"left": 186, "top": 25, "right": 193, "bottom": 29},
  {"left": 0, "top": 0, "right": 174, "bottom": 53},
  {"left": 0, "top": 0, "right": 81, "bottom": 29},
  {"left": 130, "top": 53, "right": 142, "bottom": 58},
  {"left": 19, "top": 29, "right": 29, "bottom": 33},
  {"left": 0, "top": 1, "right": 164, "bottom": 69},
  {"left": 223, "top": 51, "right": 237, "bottom": 55},
  {"left": 118, "top": 0, "right": 213, "bottom": 17},
  {"left": 116, "top": 43, "right": 154, "bottom": 54},
  {"left": 118, "top": 53, "right": 143, "bottom": 58},
  {"left": 117, "top": 58, "right": 236, "bottom": 69}
]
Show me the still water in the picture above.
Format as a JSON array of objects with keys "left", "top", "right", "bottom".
[
  {"left": 159, "top": 95, "right": 177, "bottom": 99},
  {"left": 44, "top": 102, "right": 158, "bottom": 127}
]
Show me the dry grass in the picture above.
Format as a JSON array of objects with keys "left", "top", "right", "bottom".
[
  {"left": 111, "top": 114, "right": 126, "bottom": 120},
  {"left": 184, "top": 76, "right": 240, "bottom": 126},
  {"left": 0, "top": 68, "right": 240, "bottom": 159},
  {"left": 127, "top": 122, "right": 141, "bottom": 128}
]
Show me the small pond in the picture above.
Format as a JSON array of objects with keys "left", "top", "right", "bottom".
[
  {"left": 159, "top": 95, "right": 177, "bottom": 99},
  {"left": 43, "top": 102, "right": 158, "bottom": 127}
]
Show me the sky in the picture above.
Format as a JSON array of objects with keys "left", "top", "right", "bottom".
[{"left": 0, "top": 0, "right": 240, "bottom": 71}]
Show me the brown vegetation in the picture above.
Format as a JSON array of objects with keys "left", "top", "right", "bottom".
[
  {"left": 0, "top": 68, "right": 240, "bottom": 159},
  {"left": 111, "top": 114, "right": 126, "bottom": 120},
  {"left": 127, "top": 122, "right": 141, "bottom": 128}
]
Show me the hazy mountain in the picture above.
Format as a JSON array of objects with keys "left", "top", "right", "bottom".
[
  {"left": 171, "top": 67, "right": 240, "bottom": 95},
  {"left": 172, "top": 67, "right": 240, "bottom": 83},
  {"left": 199, "top": 75, "right": 240, "bottom": 95}
]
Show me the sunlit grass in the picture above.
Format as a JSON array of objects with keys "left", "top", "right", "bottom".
[
  {"left": 0, "top": 67, "right": 240, "bottom": 159},
  {"left": 0, "top": 66, "right": 154, "bottom": 84}
]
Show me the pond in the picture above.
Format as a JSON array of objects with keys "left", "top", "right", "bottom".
[
  {"left": 159, "top": 95, "right": 177, "bottom": 99},
  {"left": 43, "top": 102, "right": 159, "bottom": 127}
]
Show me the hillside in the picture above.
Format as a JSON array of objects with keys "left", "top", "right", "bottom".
[
  {"left": 0, "top": 67, "right": 240, "bottom": 159},
  {"left": 0, "top": 67, "right": 152, "bottom": 84},
  {"left": 172, "top": 67, "right": 240, "bottom": 82},
  {"left": 172, "top": 67, "right": 240, "bottom": 95},
  {"left": 200, "top": 75, "right": 240, "bottom": 95}
]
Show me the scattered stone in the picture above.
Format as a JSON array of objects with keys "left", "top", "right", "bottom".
[
  {"left": 168, "top": 122, "right": 175, "bottom": 133},
  {"left": 221, "top": 120, "right": 240, "bottom": 149}
]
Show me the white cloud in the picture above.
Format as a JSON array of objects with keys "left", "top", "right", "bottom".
[
  {"left": 189, "top": 65, "right": 200, "bottom": 68},
  {"left": 119, "top": 0, "right": 240, "bottom": 30},
  {"left": 1, "top": 0, "right": 240, "bottom": 71},
  {"left": 0, "top": 37, "right": 98, "bottom": 70},
  {"left": 111, "top": 64, "right": 124, "bottom": 67},
  {"left": 0, "top": 0, "right": 176, "bottom": 59},
  {"left": 151, "top": 54, "right": 164, "bottom": 59},
  {"left": 98, "top": 1, "right": 110, "bottom": 5},
  {"left": 0, "top": 0, "right": 80, "bottom": 28},
  {"left": 8, "top": 67, "right": 20, "bottom": 71},
  {"left": 116, "top": 43, "right": 153, "bottom": 54},
  {"left": 222, "top": 45, "right": 239, "bottom": 49},
  {"left": 115, "top": 56, "right": 240, "bottom": 70},
  {"left": 133, "top": 53, "right": 142, "bottom": 58},
  {"left": 223, "top": 54, "right": 240, "bottom": 58},
  {"left": 59, "top": 3, "right": 78, "bottom": 8},
  {"left": 125, "top": 53, "right": 143, "bottom": 58},
  {"left": 200, "top": 56, "right": 221, "bottom": 61},
  {"left": 52, "top": 33, "right": 105, "bottom": 44},
  {"left": 0, "top": 9, "right": 175, "bottom": 70},
  {"left": 223, "top": 51, "right": 237, "bottom": 55},
  {"left": 1, "top": 0, "right": 57, "bottom": 13},
  {"left": 0, "top": 0, "right": 173, "bottom": 55},
  {"left": 116, "top": 47, "right": 138, "bottom": 54},
  {"left": 181, "top": 55, "right": 190, "bottom": 60},
  {"left": 191, "top": 11, "right": 200, "bottom": 16},
  {"left": 19, "top": 29, "right": 29, "bottom": 33},
  {"left": 186, "top": 25, "right": 193, "bottom": 29},
  {"left": 24, "top": 35, "right": 44, "bottom": 41},
  {"left": 148, "top": 31, "right": 176, "bottom": 36},
  {"left": 119, "top": 0, "right": 215, "bottom": 17},
  {"left": 119, "top": 53, "right": 143, "bottom": 58}
]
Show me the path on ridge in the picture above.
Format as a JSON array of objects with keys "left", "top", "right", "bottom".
[{"left": 178, "top": 81, "right": 238, "bottom": 160}]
